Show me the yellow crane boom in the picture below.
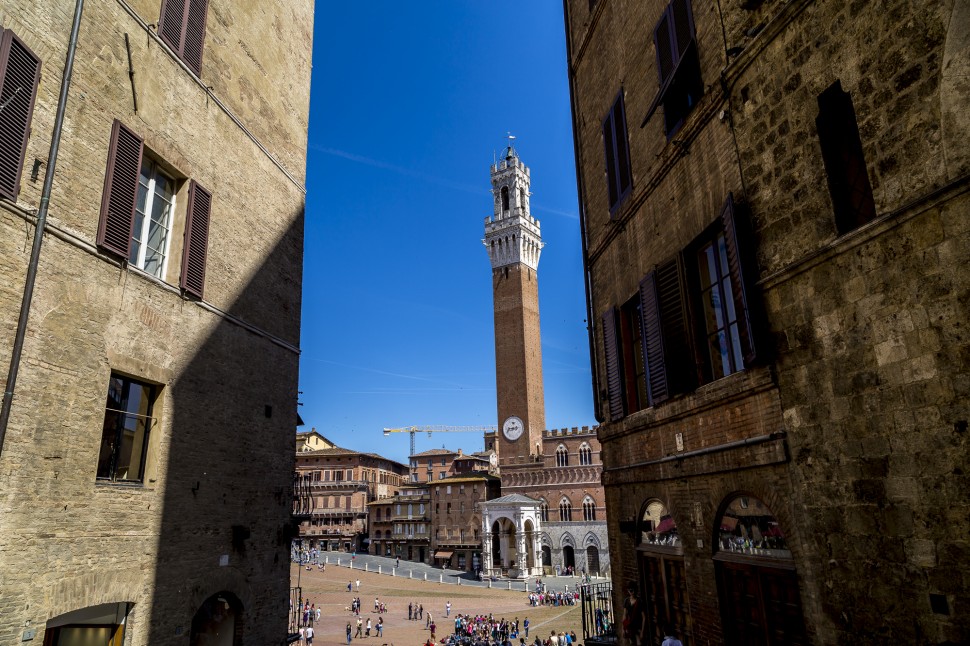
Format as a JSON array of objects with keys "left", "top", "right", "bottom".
[{"left": 382, "top": 425, "right": 497, "bottom": 457}]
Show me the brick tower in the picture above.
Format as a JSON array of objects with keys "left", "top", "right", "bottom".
[{"left": 484, "top": 142, "right": 545, "bottom": 465}]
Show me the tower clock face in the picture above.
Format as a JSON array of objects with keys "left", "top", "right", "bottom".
[{"left": 503, "top": 416, "right": 524, "bottom": 441}]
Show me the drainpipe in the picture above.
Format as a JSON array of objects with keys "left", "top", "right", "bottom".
[
  {"left": 0, "top": 0, "right": 86, "bottom": 457},
  {"left": 562, "top": 0, "right": 604, "bottom": 423}
]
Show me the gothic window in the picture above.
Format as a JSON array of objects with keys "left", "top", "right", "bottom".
[
  {"left": 501, "top": 186, "right": 510, "bottom": 212},
  {"left": 556, "top": 444, "right": 569, "bottom": 467},
  {"left": 539, "top": 498, "right": 549, "bottom": 522},
  {"left": 579, "top": 443, "right": 593, "bottom": 465},
  {"left": 559, "top": 497, "right": 573, "bottom": 522},
  {"left": 583, "top": 496, "right": 596, "bottom": 521}
]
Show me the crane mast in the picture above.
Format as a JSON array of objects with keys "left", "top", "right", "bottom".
[{"left": 382, "top": 425, "right": 497, "bottom": 458}]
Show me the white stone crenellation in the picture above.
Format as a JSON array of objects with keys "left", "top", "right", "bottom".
[{"left": 483, "top": 147, "right": 543, "bottom": 271}]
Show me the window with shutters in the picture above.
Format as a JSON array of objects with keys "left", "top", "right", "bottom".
[
  {"left": 0, "top": 28, "right": 42, "bottom": 203},
  {"left": 98, "top": 120, "right": 212, "bottom": 297},
  {"left": 816, "top": 80, "right": 876, "bottom": 235},
  {"left": 602, "top": 194, "right": 758, "bottom": 418},
  {"left": 96, "top": 373, "right": 158, "bottom": 484},
  {"left": 642, "top": 0, "right": 703, "bottom": 137},
  {"left": 158, "top": 0, "right": 210, "bottom": 76},
  {"left": 602, "top": 91, "right": 633, "bottom": 214}
]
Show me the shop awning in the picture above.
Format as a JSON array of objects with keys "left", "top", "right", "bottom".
[{"left": 434, "top": 551, "right": 454, "bottom": 559}]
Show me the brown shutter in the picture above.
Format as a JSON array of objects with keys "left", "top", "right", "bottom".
[
  {"left": 720, "top": 193, "right": 758, "bottom": 365},
  {"left": 655, "top": 256, "right": 695, "bottom": 394},
  {"left": 97, "top": 120, "right": 143, "bottom": 258},
  {"left": 159, "top": 0, "right": 208, "bottom": 76},
  {"left": 639, "top": 271, "right": 668, "bottom": 406},
  {"left": 601, "top": 308, "right": 624, "bottom": 422},
  {"left": 182, "top": 0, "right": 209, "bottom": 76},
  {"left": 158, "top": 0, "right": 188, "bottom": 54},
  {"left": 180, "top": 179, "right": 211, "bottom": 298},
  {"left": 0, "top": 28, "right": 42, "bottom": 202},
  {"left": 643, "top": 0, "right": 697, "bottom": 127}
]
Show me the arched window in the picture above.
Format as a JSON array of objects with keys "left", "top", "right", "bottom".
[
  {"left": 556, "top": 444, "right": 569, "bottom": 467},
  {"left": 501, "top": 186, "right": 510, "bottom": 211},
  {"left": 715, "top": 495, "right": 805, "bottom": 644},
  {"left": 583, "top": 496, "right": 596, "bottom": 521},
  {"left": 375, "top": 508, "right": 382, "bottom": 521},
  {"left": 578, "top": 442, "right": 592, "bottom": 465},
  {"left": 539, "top": 498, "right": 549, "bottom": 522},
  {"left": 519, "top": 187, "right": 526, "bottom": 209},
  {"left": 559, "top": 497, "right": 572, "bottom": 521}
]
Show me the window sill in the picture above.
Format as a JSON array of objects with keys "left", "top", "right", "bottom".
[{"left": 95, "top": 479, "right": 153, "bottom": 491}]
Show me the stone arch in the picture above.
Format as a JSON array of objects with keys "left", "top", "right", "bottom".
[
  {"left": 583, "top": 531, "right": 601, "bottom": 549},
  {"left": 560, "top": 532, "right": 576, "bottom": 549},
  {"left": 190, "top": 591, "right": 244, "bottom": 645},
  {"left": 942, "top": 0, "right": 970, "bottom": 175},
  {"left": 638, "top": 498, "right": 680, "bottom": 547}
]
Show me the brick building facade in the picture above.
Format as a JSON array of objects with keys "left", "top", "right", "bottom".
[
  {"left": 369, "top": 484, "right": 432, "bottom": 562},
  {"left": 430, "top": 472, "right": 502, "bottom": 571},
  {"left": 564, "top": 0, "right": 969, "bottom": 643},
  {"left": 295, "top": 442, "right": 409, "bottom": 553},
  {"left": 0, "top": 0, "right": 312, "bottom": 643}
]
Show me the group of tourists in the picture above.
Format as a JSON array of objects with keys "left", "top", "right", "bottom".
[
  {"left": 526, "top": 590, "right": 578, "bottom": 607},
  {"left": 443, "top": 613, "right": 579, "bottom": 646}
]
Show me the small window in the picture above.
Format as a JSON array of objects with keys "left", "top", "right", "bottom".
[
  {"left": 130, "top": 158, "right": 176, "bottom": 278},
  {"left": 158, "top": 0, "right": 210, "bottom": 76},
  {"left": 619, "top": 294, "right": 648, "bottom": 413},
  {"left": 603, "top": 91, "right": 633, "bottom": 213},
  {"left": 446, "top": 485, "right": 452, "bottom": 494},
  {"left": 643, "top": 0, "right": 703, "bottom": 137},
  {"left": 501, "top": 186, "right": 510, "bottom": 212},
  {"left": 97, "top": 373, "right": 157, "bottom": 483},
  {"left": 447, "top": 503, "right": 452, "bottom": 514},
  {"left": 816, "top": 80, "right": 876, "bottom": 235},
  {"left": 0, "top": 28, "right": 42, "bottom": 203}
]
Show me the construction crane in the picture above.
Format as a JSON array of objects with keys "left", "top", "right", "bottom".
[{"left": 382, "top": 425, "right": 497, "bottom": 458}]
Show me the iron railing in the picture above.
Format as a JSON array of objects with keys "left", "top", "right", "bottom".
[{"left": 580, "top": 581, "right": 617, "bottom": 643}]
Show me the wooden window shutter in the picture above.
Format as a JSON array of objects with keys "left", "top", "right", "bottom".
[
  {"left": 644, "top": 0, "right": 697, "bottom": 126},
  {"left": 639, "top": 271, "right": 668, "bottom": 406},
  {"left": 97, "top": 120, "right": 144, "bottom": 258},
  {"left": 655, "top": 256, "right": 694, "bottom": 395},
  {"left": 0, "top": 28, "right": 42, "bottom": 202},
  {"left": 601, "top": 308, "right": 624, "bottom": 422},
  {"left": 719, "top": 193, "right": 758, "bottom": 365},
  {"left": 180, "top": 180, "right": 211, "bottom": 298},
  {"left": 159, "top": 0, "right": 209, "bottom": 76}
]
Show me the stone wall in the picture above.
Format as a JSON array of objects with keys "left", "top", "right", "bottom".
[{"left": 0, "top": 1, "right": 312, "bottom": 643}]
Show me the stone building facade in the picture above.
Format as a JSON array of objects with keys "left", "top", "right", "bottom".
[
  {"left": 0, "top": 0, "right": 312, "bottom": 643},
  {"left": 484, "top": 145, "right": 611, "bottom": 579},
  {"left": 295, "top": 443, "right": 409, "bottom": 553},
  {"left": 564, "top": 0, "right": 969, "bottom": 644}
]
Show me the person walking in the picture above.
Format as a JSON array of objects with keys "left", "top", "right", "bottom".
[
  {"left": 305, "top": 626, "right": 314, "bottom": 645},
  {"left": 445, "top": 601, "right": 451, "bottom": 617},
  {"left": 430, "top": 620, "right": 436, "bottom": 642},
  {"left": 377, "top": 617, "right": 383, "bottom": 638},
  {"left": 355, "top": 617, "right": 363, "bottom": 638},
  {"left": 346, "top": 623, "right": 352, "bottom": 644},
  {"left": 524, "top": 618, "right": 530, "bottom": 638},
  {"left": 355, "top": 578, "right": 361, "bottom": 592},
  {"left": 365, "top": 617, "right": 371, "bottom": 637},
  {"left": 408, "top": 601, "right": 413, "bottom": 620},
  {"left": 661, "top": 630, "right": 684, "bottom": 646}
]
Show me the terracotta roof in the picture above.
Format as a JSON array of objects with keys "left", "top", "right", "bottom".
[{"left": 411, "top": 448, "right": 457, "bottom": 457}]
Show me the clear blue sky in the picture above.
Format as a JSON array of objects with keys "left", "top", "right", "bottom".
[{"left": 298, "top": 2, "right": 596, "bottom": 464}]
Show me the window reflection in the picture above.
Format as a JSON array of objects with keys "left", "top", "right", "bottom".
[
  {"left": 640, "top": 500, "right": 679, "bottom": 548},
  {"left": 717, "top": 496, "right": 790, "bottom": 558}
]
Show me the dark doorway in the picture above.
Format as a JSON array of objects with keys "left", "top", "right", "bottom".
[
  {"left": 562, "top": 545, "right": 575, "bottom": 570},
  {"left": 190, "top": 592, "right": 243, "bottom": 646},
  {"left": 586, "top": 546, "right": 600, "bottom": 576},
  {"left": 542, "top": 546, "right": 552, "bottom": 567},
  {"left": 716, "top": 560, "right": 806, "bottom": 645}
]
